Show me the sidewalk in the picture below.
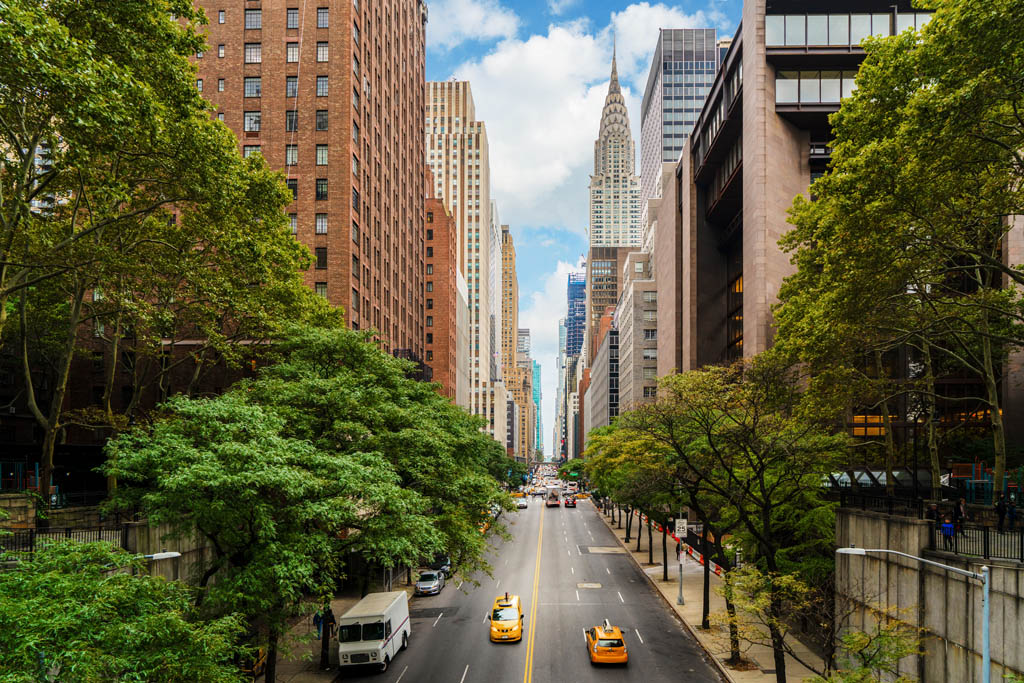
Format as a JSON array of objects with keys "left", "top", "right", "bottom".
[
  {"left": 273, "top": 583, "right": 417, "bottom": 682},
  {"left": 591, "top": 501, "right": 824, "bottom": 683}
]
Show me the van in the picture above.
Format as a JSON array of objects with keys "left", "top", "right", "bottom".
[{"left": 336, "top": 591, "right": 411, "bottom": 673}]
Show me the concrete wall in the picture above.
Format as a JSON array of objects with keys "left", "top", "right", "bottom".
[
  {"left": 0, "top": 493, "right": 36, "bottom": 529},
  {"left": 836, "top": 509, "right": 1024, "bottom": 682},
  {"left": 124, "top": 521, "right": 211, "bottom": 583}
]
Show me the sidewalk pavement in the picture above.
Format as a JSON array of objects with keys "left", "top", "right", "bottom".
[
  {"left": 591, "top": 501, "right": 824, "bottom": 683},
  {"left": 273, "top": 584, "right": 417, "bottom": 682}
]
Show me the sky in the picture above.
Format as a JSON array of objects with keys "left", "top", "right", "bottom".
[{"left": 424, "top": 0, "right": 742, "bottom": 457}]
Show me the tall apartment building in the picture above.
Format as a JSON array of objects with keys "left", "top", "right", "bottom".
[
  {"left": 426, "top": 81, "right": 505, "bottom": 442},
  {"left": 195, "top": 0, "right": 428, "bottom": 358},
  {"left": 583, "top": 308, "right": 618, "bottom": 445},
  {"left": 616, "top": 252, "right": 658, "bottom": 409},
  {"left": 585, "top": 246, "right": 633, "bottom": 360},
  {"left": 424, "top": 168, "right": 459, "bottom": 400},
  {"left": 589, "top": 51, "right": 642, "bottom": 249},
  {"left": 532, "top": 360, "right": 542, "bottom": 454},
  {"left": 500, "top": 226, "right": 532, "bottom": 460}
]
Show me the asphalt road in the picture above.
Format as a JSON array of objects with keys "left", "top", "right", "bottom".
[{"left": 339, "top": 497, "right": 722, "bottom": 683}]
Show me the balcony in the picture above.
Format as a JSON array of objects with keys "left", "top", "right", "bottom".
[{"left": 765, "top": 12, "right": 932, "bottom": 67}]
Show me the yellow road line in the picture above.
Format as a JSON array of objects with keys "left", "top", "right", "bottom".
[{"left": 523, "top": 505, "right": 544, "bottom": 683}]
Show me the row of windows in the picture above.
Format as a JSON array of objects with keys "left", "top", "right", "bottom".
[
  {"left": 765, "top": 12, "right": 932, "bottom": 48},
  {"left": 239, "top": 75, "right": 331, "bottom": 98},
  {"left": 775, "top": 71, "right": 858, "bottom": 104},
  {"left": 213, "top": 7, "right": 331, "bottom": 29}
]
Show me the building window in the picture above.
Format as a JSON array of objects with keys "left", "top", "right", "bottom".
[
  {"left": 243, "top": 77, "right": 261, "bottom": 98},
  {"left": 317, "top": 7, "right": 329, "bottom": 28},
  {"left": 352, "top": 121, "right": 359, "bottom": 144},
  {"left": 643, "top": 367, "right": 657, "bottom": 380},
  {"left": 426, "top": 351, "right": 434, "bottom": 361},
  {"left": 426, "top": 282, "right": 433, "bottom": 292},
  {"left": 642, "top": 290, "right": 657, "bottom": 303},
  {"left": 426, "top": 246, "right": 433, "bottom": 257},
  {"left": 196, "top": 78, "right": 203, "bottom": 92},
  {"left": 351, "top": 289, "right": 360, "bottom": 312},
  {"left": 286, "top": 7, "right": 299, "bottom": 29},
  {"left": 316, "top": 144, "right": 328, "bottom": 165},
  {"left": 218, "top": 9, "right": 225, "bottom": 23},
  {"left": 244, "top": 43, "right": 261, "bottom": 63},
  {"left": 643, "top": 310, "right": 657, "bottom": 322},
  {"left": 352, "top": 56, "right": 360, "bottom": 80},
  {"left": 242, "top": 145, "right": 260, "bottom": 158},
  {"left": 352, "top": 188, "right": 359, "bottom": 213},
  {"left": 315, "top": 178, "right": 328, "bottom": 200},
  {"left": 643, "top": 329, "right": 657, "bottom": 341},
  {"left": 643, "top": 387, "right": 658, "bottom": 398},
  {"left": 316, "top": 110, "right": 329, "bottom": 130},
  {"left": 286, "top": 179, "right": 297, "bottom": 199},
  {"left": 316, "top": 76, "right": 328, "bottom": 96},
  {"left": 218, "top": 44, "right": 225, "bottom": 57},
  {"left": 426, "top": 333, "right": 433, "bottom": 344},
  {"left": 351, "top": 255, "right": 359, "bottom": 278},
  {"left": 316, "top": 42, "right": 329, "bottom": 62},
  {"left": 217, "top": 112, "right": 224, "bottom": 121},
  {"left": 642, "top": 348, "right": 658, "bottom": 360},
  {"left": 426, "top": 264, "right": 433, "bottom": 275},
  {"left": 285, "top": 145, "right": 297, "bottom": 166},
  {"left": 315, "top": 247, "right": 327, "bottom": 269},
  {"left": 316, "top": 213, "right": 328, "bottom": 234},
  {"left": 315, "top": 282, "right": 327, "bottom": 298},
  {"left": 286, "top": 43, "right": 299, "bottom": 62},
  {"left": 352, "top": 88, "right": 360, "bottom": 110},
  {"left": 352, "top": 23, "right": 360, "bottom": 47},
  {"left": 243, "top": 111, "right": 261, "bottom": 131},
  {"left": 217, "top": 78, "right": 224, "bottom": 92},
  {"left": 426, "top": 316, "right": 433, "bottom": 327},
  {"left": 351, "top": 156, "right": 359, "bottom": 175},
  {"left": 426, "top": 229, "right": 434, "bottom": 240},
  {"left": 244, "top": 9, "right": 261, "bottom": 29},
  {"left": 286, "top": 76, "right": 298, "bottom": 98},
  {"left": 285, "top": 110, "right": 298, "bottom": 131},
  {"left": 426, "top": 299, "right": 433, "bottom": 310},
  {"left": 426, "top": 213, "right": 434, "bottom": 224},
  {"left": 289, "top": 213, "right": 297, "bottom": 234}
]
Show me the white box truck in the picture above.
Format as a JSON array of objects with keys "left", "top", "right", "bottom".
[
  {"left": 336, "top": 591, "right": 411, "bottom": 673},
  {"left": 545, "top": 484, "right": 561, "bottom": 507}
]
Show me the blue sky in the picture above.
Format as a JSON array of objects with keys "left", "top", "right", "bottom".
[{"left": 424, "top": 0, "right": 741, "bottom": 456}]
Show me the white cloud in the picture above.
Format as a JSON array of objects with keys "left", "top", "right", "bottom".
[
  {"left": 518, "top": 259, "right": 584, "bottom": 456},
  {"left": 427, "top": 0, "right": 520, "bottom": 50},
  {"left": 547, "top": 0, "right": 580, "bottom": 16}
]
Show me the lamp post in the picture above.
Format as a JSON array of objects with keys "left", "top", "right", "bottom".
[
  {"left": 837, "top": 546, "right": 989, "bottom": 683},
  {"left": 143, "top": 551, "right": 182, "bottom": 561}
]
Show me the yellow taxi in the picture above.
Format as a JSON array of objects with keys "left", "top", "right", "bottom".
[
  {"left": 488, "top": 592, "right": 523, "bottom": 642},
  {"left": 585, "top": 620, "right": 628, "bottom": 665}
]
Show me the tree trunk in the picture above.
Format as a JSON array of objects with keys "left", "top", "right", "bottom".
[
  {"left": 980, "top": 313, "right": 1007, "bottom": 498},
  {"left": 647, "top": 517, "right": 653, "bottom": 563},
  {"left": 661, "top": 524, "right": 668, "bottom": 581},
  {"left": 875, "top": 350, "right": 896, "bottom": 496},
  {"left": 637, "top": 513, "right": 643, "bottom": 553},
  {"left": 266, "top": 628, "right": 278, "bottom": 683},
  {"left": 724, "top": 591, "right": 742, "bottom": 664},
  {"left": 768, "top": 597, "right": 788, "bottom": 683},
  {"left": 625, "top": 506, "right": 632, "bottom": 542},
  {"left": 922, "top": 340, "right": 942, "bottom": 500},
  {"left": 616, "top": 505, "right": 622, "bottom": 529}
]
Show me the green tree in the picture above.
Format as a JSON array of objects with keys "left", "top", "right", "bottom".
[
  {"left": 558, "top": 457, "right": 585, "bottom": 481},
  {"left": 0, "top": 541, "right": 245, "bottom": 682},
  {"left": 806, "top": 615, "right": 922, "bottom": 683},
  {"left": 1, "top": 0, "right": 320, "bottom": 495}
]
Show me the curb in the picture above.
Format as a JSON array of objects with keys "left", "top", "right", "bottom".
[{"left": 590, "top": 501, "right": 738, "bottom": 683}]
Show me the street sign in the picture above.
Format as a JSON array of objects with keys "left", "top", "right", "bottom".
[{"left": 674, "top": 519, "right": 687, "bottom": 538}]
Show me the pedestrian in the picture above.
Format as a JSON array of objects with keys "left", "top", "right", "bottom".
[
  {"left": 953, "top": 497, "right": 969, "bottom": 535},
  {"left": 995, "top": 493, "right": 1007, "bottom": 533},
  {"left": 1009, "top": 498, "right": 1018, "bottom": 531},
  {"left": 941, "top": 516, "right": 956, "bottom": 551},
  {"left": 925, "top": 503, "right": 940, "bottom": 527}
]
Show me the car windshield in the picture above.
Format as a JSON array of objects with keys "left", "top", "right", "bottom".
[
  {"left": 492, "top": 608, "right": 518, "bottom": 621},
  {"left": 362, "top": 622, "right": 385, "bottom": 641},
  {"left": 598, "top": 638, "right": 624, "bottom": 648},
  {"left": 419, "top": 573, "right": 437, "bottom": 582},
  {"left": 338, "top": 624, "right": 361, "bottom": 643}
]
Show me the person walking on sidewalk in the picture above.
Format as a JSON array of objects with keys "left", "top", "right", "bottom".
[
  {"left": 995, "top": 493, "right": 1007, "bottom": 533},
  {"left": 953, "top": 497, "right": 969, "bottom": 535}
]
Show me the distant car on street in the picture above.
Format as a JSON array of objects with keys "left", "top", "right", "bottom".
[
  {"left": 415, "top": 571, "right": 445, "bottom": 596},
  {"left": 517, "top": 498, "right": 529, "bottom": 509},
  {"left": 563, "top": 497, "right": 576, "bottom": 508}
]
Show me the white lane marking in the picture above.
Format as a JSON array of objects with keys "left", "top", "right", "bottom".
[
  {"left": 568, "top": 550, "right": 572, "bottom": 556},
  {"left": 504, "top": 559, "right": 509, "bottom": 566},
  {"left": 459, "top": 665, "right": 469, "bottom": 683},
  {"left": 496, "top": 579, "right": 501, "bottom": 589},
  {"left": 433, "top": 612, "right": 444, "bottom": 627},
  {"left": 570, "top": 566, "right": 575, "bottom": 575},
  {"left": 606, "top": 567, "right": 611, "bottom": 575},
  {"left": 617, "top": 591, "right": 624, "bottom": 603},
  {"left": 483, "top": 613, "right": 489, "bottom": 624},
  {"left": 395, "top": 666, "right": 409, "bottom": 683},
  {"left": 635, "top": 629, "right": 644, "bottom": 644},
  {"left": 457, "top": 581, "right": 463, "bottom": 589},
  {"left": 582, "top": 628, "right": 588, "bottom": 645},
  {"left": 576, "top": 590, "right": 580, "bottom": 601}
]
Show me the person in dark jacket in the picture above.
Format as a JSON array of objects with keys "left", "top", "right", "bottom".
[
  {"left": 1009, "top": 498, "right": 1018, "bottom": 531},
  {"left": 925, "top": 503, "right": 940, "bottom": 527},
  {"left": 941, "top": 516, "right": 956, "bottom": 551},
  {"left": 953, "top": 497, "right": 969, "bottom": 535},
  {"left": 995, "top": 493, "right": 1007, "bottom": 533}
]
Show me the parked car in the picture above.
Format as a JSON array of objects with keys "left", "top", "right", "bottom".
[
  {"left": 429, "top": 555, "right": 452, "bottom": 578},
  {"left": 415, "top": 571, "right": 445, "bottom": 596}
]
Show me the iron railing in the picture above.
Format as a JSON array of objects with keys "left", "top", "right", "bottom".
[
  {"left": 0, "top": 524, "right": 129, "bottom": 556},
  {"left": 929, "top": 523, "right": 1024, "bottom": 562}
]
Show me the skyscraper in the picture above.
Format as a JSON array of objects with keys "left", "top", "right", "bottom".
[
  {"left": 195, "top": 0, "right": 428, "bottom": 357},
  {"left": 565, "top": 272, "right": 586, "bottom": 357},
  {"left": 426, "top": 81, "right": 505, "bottom": 443},
  {"left": 589, "top": 48, "right": 642, "bottom": 249},
  {"left": 532, "top": 360, "right": 542, "bottom": 454},
  {"left": 501, "top": 226, "right": 531, "bottom": 461}
]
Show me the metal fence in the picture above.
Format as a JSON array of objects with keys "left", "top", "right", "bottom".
[
  {"left": 1, "top": 525, "right": 128, "bottom": 555},
  {"left": 928, "top": 523, "right": 1024, "bottom": 562}
]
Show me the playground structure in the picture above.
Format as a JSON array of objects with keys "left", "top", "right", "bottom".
[{"left": 950, "top": 462, "right": 1024, "bottom": 505}]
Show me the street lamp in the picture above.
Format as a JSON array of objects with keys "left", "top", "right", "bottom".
[
  {"left": 143, "top": 551, "right": 182, "bottom": 561},
  {"left": 837, "top": 546, "right": 990, "bottom": 683}
]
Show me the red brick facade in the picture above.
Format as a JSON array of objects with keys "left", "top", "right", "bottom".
[
  {"left": 424, "top": 169, "right": 458, "bottom": 399},
  {"left": 194, "top": 0, "right": 427, "bottom": 357}
]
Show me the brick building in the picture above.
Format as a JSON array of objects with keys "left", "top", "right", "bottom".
[
  {"left": 194, "top": 0, "right": 428, "bottom": 358},
  {"left": 425, "top": 169, "right": 458, "bottom": 399}
]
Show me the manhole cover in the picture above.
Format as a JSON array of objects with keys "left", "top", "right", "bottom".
[
  {"left": 577, "top": 583, "right": 602, "bottom": 589},
  {"left": 586, "top": 546, "right": 626, "bottom": 554}
]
